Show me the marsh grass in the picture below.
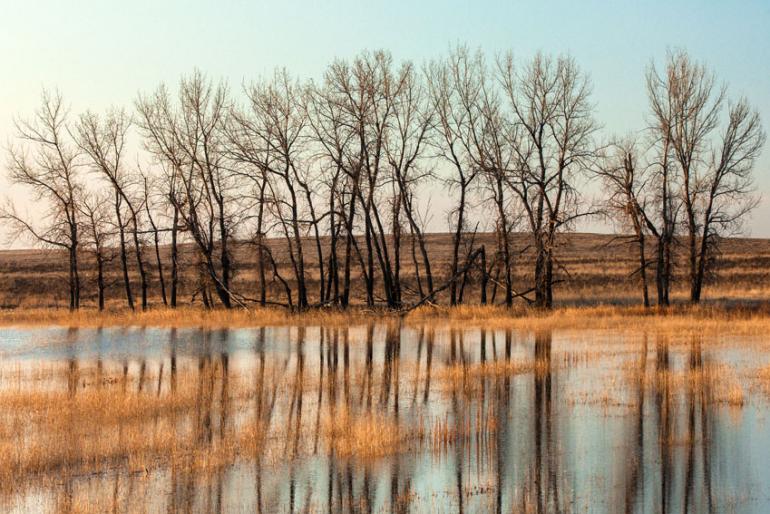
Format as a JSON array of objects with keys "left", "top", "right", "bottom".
[
  {"left": 437, "top": 360, "right": 538, "bottom": 382},
  {"left": 323, "top": 407, "right": 421, "bottom": 458},
  {"left": 0, "top": 306, "right": 382, "bottom": 329},
  {"left": 609, "top": 350, "right": 749, "bottom": 412},
  {"left": 1, "top": 320, "right": 768, "bottom": 512},
  {"left": 0, "top": 364, "right": 278, "bottom": 502},
  {"left": 5, "top": 304, "right": 770, "bottom": 336},
  {"left": 751, "top": 365, "right": 770, "bottom": 399},
  {"left": 409, "top": 304, "right": 770, "bottom": 335}
]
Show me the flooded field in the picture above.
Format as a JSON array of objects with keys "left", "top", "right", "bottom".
[{"left": 1, "top": 324, "right": 770, "bottom": 513}]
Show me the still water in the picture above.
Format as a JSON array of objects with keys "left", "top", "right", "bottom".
[{"left": 1, "top": 324, "right": 769, "bottom": 513}]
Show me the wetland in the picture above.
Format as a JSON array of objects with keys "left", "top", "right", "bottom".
[{"left": 1, "top": 321, "right": 769, "bottom": 513}]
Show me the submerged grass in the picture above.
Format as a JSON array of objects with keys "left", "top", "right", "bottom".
[
  {"left": 0, "top": 364, "right": 276, "bottom": 501},
  {"left": 324, "top": 407, "right": 419, "bottom": 458}
]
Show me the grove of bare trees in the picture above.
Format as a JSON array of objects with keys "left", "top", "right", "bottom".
[
  {"left": 2, "top": 48, "right": 765, "bottom": 311},
  {"left": 598, "top": 50, "right": 765, "bottom": 306}
]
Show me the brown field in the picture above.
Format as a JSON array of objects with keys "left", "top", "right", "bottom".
[{"left": 1, "top": 232, "right": 769, "bottom": 312}]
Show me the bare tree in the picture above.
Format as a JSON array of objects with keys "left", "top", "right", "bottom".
[
  {"left": 136, "top": 71, "right": 236, "bottom": 308},
  {"left": 306, "top": 62, "right": 361, "bottom": 307},
  {"left": 3, "top": 91, "right": 83, "bottom": 309},
  {"left": 596, "top": 139, "right": 655, "bottom": 307},
  {"left": 229, "top": 70, "right": 314, "bottom": 309},
  {"left": 134, "top": 105, "right": 185, "bottom": 308},
  {"left": 3, "top": 50, "right": 764, "bottom": 312},
  {"left": 348, "top": 51, "right": 403, "bottom": 308},
  {"left": 499, "top": 53, "right": 598, "bottom": 308},
  {"left": 477, "top": 68, "right": 517, "bottom": 307},
  {"left": 305, "top": 82, "right": 351, "bottom": 306},
  {"left": 640, "top": 68, "right": 681, "bottom": 306},
  {"left": 77, "top": 109, "right": 149, "bottom": 310},
  {"left": 647, "top": 50, "right": 765, "bottom": 302},
  {"left": 430, "top": 48, "right": 519, "bottom": 307},
  {"left": 426, "top": 47, "right": 483, "bottom": 306},
  {"left": 316, "top": 51, "right": 408, "bottom": 308},
  {"left": 386, "top": 60, "right": 435, "bottom": 302},
  {"left": 141, "top": 171, "right": 168, "bottom": 306},
  {"left": 80, "top": 193, "right": 113, "bottom": 310}
]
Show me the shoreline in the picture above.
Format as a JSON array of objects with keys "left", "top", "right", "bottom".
[{"left": 2, "top": 303, "right": 770, "bottom": 335}]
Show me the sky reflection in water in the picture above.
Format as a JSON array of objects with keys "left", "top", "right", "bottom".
[{"left": 1, "top": 325, "right": 769, "bottom": 513}]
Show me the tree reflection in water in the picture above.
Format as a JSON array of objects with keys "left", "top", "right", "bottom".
[{"left": 0, "top": 324, "right": 759, "bottom": 513}]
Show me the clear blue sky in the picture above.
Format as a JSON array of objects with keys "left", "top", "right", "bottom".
[{"left": 1, "top": 0, "right": 769, "bottom": 234}]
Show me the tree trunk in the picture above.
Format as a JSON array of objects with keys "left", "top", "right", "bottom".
[
  {"left": 256, "top": 180, "right": 267, "bottom": 307},
  {"left": 638, "top": 233, "right": 650, "bottom": 308},
  {"left": 130, "top": 219, "right": 148, "bottom": 311},
  {"left": 687, "top": 213, "right": 699, "bottom": 304},
  {"left": 290, "top": 213, "right": 308, "bottom": 309},
  {"left": 692, "top": 227, "right": 711, "bottom": 304},
  {"left": 219, "top": 233, "right": 232, "bottom": 309},
  {"left": 68, "top": 244, "right": 78, "bottom": 311},
  {"left": 150, "top": 219, "right": 167, "bottom": 306},
  {"left": 71, "top": 217, "right": 80, "bottom": 310},
  {"left": 304, "top": 187, "right": 326, "bottom": 304},
  {"left": 479, "top": 245, "right": 488, "bottom": 305},
  {"left": 96, "top": 252, "right": 105, "bottom": 311},
  {"left": 545, "top": 249, "right": 554, "bottom": 309},
  {"left": 410, "top": 229, "right": 424, "bottom": 298},
  {"left": 450, "top": 184, "right": 467, "bottom": 306},
  {"left": 495, "top": 179, "right": 513, "bottom": 307},
  {"left": 363, "top": 219, "right": 376, "bottom": 306},
  {"left": 116, "top": 200, "right": 134, "bottom": 310},
  {"left": 392, "top": 195, "right": 403, "bottom": 307},
  {"left": 170, "top": 206, "right": 179, "bottom": 308},
  {"left": 341, "top": 188, "right": 357, "bottom": 308},
  {"left": 534, "top": 241, "right": 548, "bottom": 309},
  {"left": 326, "top": 217, "right": 340, "bottom": 306}
]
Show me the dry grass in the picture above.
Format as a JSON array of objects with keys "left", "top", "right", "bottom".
[
  {"left": 0, "top": 305, "right": 383, "bottom": 328},
  {"left": 0, "top": 365, "right": 272, "bottom": 500},
  {"left": 752, "top": 365, "right": 770, "bottom": 398},
  {"left": 609, "top": 351, "right": 749, "bottom": 412},
  {"left": 434, "top": 360, "right": 539, "bottom": 397},
  {"left": 324, "top": 407, "right": 420, "bottom": 458},
  {"left": 4, "top": 303, "right": 770, "bottom": 336},
  {"left": 409, "top": 303, "right": 770, "bottom": 335}
]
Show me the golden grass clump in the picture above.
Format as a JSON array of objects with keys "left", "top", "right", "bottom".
[
  {"left": 433, "top": 360, "right": 538, "bottom": 397},
  {"left": 619, "top": 357, "right": 748, "bottom": 410},
  {"left": 323, "top": 407, "right": 421, "bottom": 458},
  {"left": 751, "top": 364, "right": 770, "bottom": 399},
  {"left": 430, "top": 409, "right": 498, "bottom": 451},
  {"left": 0, "top": 364, "right": 276, "bottom": 500},
  {"left": 0, "top": 386, "right": 194, "bottom": 489}
]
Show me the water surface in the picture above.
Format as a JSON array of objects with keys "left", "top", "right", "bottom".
[{"left": 1, "top": 325, "right": 768, "bottom": 513}]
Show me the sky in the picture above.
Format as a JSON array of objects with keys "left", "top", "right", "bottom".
[{"left": 0, "top": 0, "right": 769, "bottom": 238}]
